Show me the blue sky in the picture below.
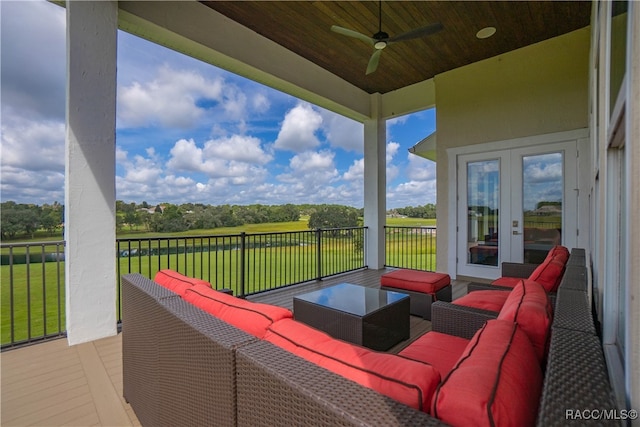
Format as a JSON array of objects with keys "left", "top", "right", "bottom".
[{"left": 1, "top": 0, "right": 437, "bottom": 209}]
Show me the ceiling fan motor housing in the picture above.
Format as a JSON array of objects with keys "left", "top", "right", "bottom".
[{"left": 373, "top": 31, "right": 389, "bottom": 49}]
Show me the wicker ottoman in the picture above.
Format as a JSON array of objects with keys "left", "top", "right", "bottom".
[{"left": 380, "top": 270, "right": 452, "bottom": 320}]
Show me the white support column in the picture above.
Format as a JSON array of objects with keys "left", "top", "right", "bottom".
[
  {"left": 65, "top": 1, "right": 118, "bottom": 345},
  {"left": 363, "top": 94, "right": 386, "bottom": 269}
]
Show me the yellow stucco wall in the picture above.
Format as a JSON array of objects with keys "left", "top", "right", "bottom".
[{"left": 434, "top": 27, "right": 591, "bottom": 274}]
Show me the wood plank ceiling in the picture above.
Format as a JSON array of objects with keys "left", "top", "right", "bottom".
[{"left": 202, "top": 1, "right": 592, "bottom": 94}]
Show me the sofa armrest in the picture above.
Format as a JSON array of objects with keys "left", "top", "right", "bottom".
[
  {"left": 122, "top": 274, "right": 180, "bottom": 427},
  {"left": 501, "top": 262, "right": 539, "bottom": 278},
  {"left": 236, "top": 340, "right": 447, "bottom": 426},
  {"left": 536, "top": 328, "right": 618, "bottom": 426},
  {"left": 431, "top": 301, "right": 498, "bottom": 340}
]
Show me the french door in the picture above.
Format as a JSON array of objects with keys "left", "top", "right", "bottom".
[{"left": 456, "top": 142, "right": 578, "bottom": 279}]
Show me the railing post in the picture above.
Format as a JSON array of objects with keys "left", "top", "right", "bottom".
[
  {"left": 239, "top": 232, "right": 246, "bottom": 297},
  {"left": 316, "top": 228, "right": 322, "bottom": 280}
]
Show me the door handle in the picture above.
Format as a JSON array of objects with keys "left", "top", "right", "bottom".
[{"left": 512, "top": 231, "right": 522, "bottom": 235}]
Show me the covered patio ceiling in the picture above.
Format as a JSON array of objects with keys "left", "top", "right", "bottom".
[
  {"left": 117, "top": 1, "right": 591, "bottom": 121},
  {"left": 203, "top": 1, "right": 592, "bottom": 95}
]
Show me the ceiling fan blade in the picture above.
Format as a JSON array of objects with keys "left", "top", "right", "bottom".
[
  {"left": 331, "top": 25, "right": 375, "bottom": 45},
  {"left": 388, "top": 22, "right": 443, "bottom": 43},
  {"left": 366, "top": 49, "right": 382, "bottom": 75}
]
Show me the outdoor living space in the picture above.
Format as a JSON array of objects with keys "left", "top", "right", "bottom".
[
  {"left": 0, "top": 269, "right": 468, "bottom": 426},
  {"left": 1, "top": 1, "right": 638, "bottom": 425}
]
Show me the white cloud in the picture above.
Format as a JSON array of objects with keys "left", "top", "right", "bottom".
[
  {"left": 122, "top": 154, "right": 164, "bottom": 185},
  {"left": 203, "top": 135, "right": 272, "bottom": 164},
  {"left": 343, "top": 159, "right": 364, "bottom": 181},
  {"left": 167, "top": 139, "right": 204, "bottom": 172},
  {"left": 1, "top": 117, "right": 65, "bottom": 172},
  {"left": 388, "top": 180, "right": 437, "bottom": 206},
  {"left": 386, "top": 141, "right": 400, "bottom": 162},
  {"left": 524, "top": 161, "right": 562, "bottom": 183},
  {"left": 320, "top": 110, "right": 363, "bottom": 153},
  {"left": 277, "top": 150, "right": 338, "bottom": 188},
  {"left": 117, "top": 65, "right": 224, "bottom": 129},
  {"left": 1, "top": 1, "right": 66, "bottom": 122},
  {"left": 274, "top": 103, "right": 323, "bottom": 152},
  {"left": 252, "top": 93, "right": 270, "bottom": 113},
  {"left": 289, "top": 150, "right": 334, "bottom": 172},
  {"left": 406, "top": 154, "right": 436, "bottom": 181},
  {"left": 166, "top": 137, "right": 270, "bottom": 182}
]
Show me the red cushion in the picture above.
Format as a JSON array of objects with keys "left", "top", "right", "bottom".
[
  {"left": 183, "top": 284, "right": 292, "bottom": 338},
  {"left": 398, "top": 331, "right": 469, "bottom": 378},
  {"left": 432, "top": 320, "right": 543, "bottom": 427},
  {"left": 154, "top": 269, "right": 210, "bottom": 297},
  {"left": 497, "top": 280, "right": 553, "bottom": 363},
  {"left": 381, "top": 270, "right": 450, "bottom": 294},
  {"left": 490, "top": 276, "right": 521, "bottom": 288},
  {"left": 453, "top": 290, "right": 510, "bottom": 313},
  {"left": 264, "top": 318, "right": 441, "bottom": 413},
  {"left": 549, "top": 245, "right": 569, "bottom": 261},
  {"left": 529, "top": 258, "right": 565, "bottom": 292}
]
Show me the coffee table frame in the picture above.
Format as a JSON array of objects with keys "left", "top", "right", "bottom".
[{"left": 293, "top": 283, "right": 410, "bottom": 351}]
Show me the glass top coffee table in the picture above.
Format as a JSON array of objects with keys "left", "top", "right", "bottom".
[{"left": 293, "top": 283, "right": 410, "bottom": 351}]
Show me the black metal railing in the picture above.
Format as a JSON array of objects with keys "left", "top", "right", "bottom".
[
  {"left": 1, "top": 225, "right": 441, "bottom": 349},
  {"left": 116, "top": 227, "right": 367, "bottom": 301},
  {"left": 1, "top": 241, "right": 66, "bottom": 350},
  {"left": 384, "top": 225, "right": 436, "bottom": 271},
  {"left": 2, "top": 228, "right": 367, "bottom": 349}
]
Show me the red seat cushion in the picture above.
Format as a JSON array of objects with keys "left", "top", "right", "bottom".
[
  {"left": 492, "top": 245, "right": 569, "bottom": 291},
  {"left": 490, "top": 276, "right": 521, "bottom": 288},
  {"left": 432, "top": 320, "right": 543, "bottom": 427},
  {"left": 154, "top": 269, "right": 210, "bottom": 297},
  {"left": 264, "top": 318, "right": 441, "bottom": 413},
  {"left": 497, "top": 279, "right": 553, "bottom": 362},
  {"left": 398, "top": 331, "right": 469, "bottom": 378},
  {"left": 452, "top": 290, "right": 510, "bottom": 313},
  {"left": 183, "top": 284, "right": 292, "bottom": 338},
  {"left": 380, "top": 270, "right": 450, "bottom": 294}
]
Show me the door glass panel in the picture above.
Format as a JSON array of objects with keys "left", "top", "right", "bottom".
[
  {"left": 467, "top": 160, "right": 499, "bottom": 266},
  {"left": 522, "top": 153, "right": 563, "bottom": 263}
]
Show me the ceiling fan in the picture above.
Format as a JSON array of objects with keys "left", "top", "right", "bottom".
[{"left": 331, "top": 1, "right": 443, "bottom": 75}]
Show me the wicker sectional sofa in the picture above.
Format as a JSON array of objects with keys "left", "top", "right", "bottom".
[{"left": 122, "top": 248, "right": 617, "bottom": 426}]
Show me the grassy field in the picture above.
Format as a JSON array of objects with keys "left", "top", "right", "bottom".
[{"left": 1, "top": 217, "right": 436, "bottom": 345}]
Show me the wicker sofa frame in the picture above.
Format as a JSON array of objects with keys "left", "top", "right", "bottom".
[{"left": 122, "top": 247, "right": 617, "bottom": 426}]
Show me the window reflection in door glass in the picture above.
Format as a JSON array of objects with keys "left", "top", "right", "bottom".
[
  {"left": 467, "top": 160, "right": 499, "bottom": 266},
  {"left": 522, "top": 153, "right": 563, "bottom": 263}
]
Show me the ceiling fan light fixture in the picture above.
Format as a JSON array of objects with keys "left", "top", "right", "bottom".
[
  {"left": 374, "top": 40, "right": 387, "bottom": 50},
  {"left": 476, "top": 26, "right": 496, "bottom": 39}
]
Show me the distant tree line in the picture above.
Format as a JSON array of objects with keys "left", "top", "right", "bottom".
[
  {"left": 1, "top": 201, "right": 64, "bottom": 239},
  {"left": 116, "top": 201, "right": 304, "bottom": 233},
  {"left": 1, "top": 200, "right": 435, "bottom": 239},
  {"left": 393, "top": 203, "right": 436, "bottom": 219}
]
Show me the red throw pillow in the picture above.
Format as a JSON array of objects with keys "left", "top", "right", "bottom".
[
  {"left": 154, "top": 269, "right": 210, "bottom": 296},
  {"left": 497, "top": 279, "right": 552, "bottom": 362},
  {"left": 432, "top": 320, "right": 543, "bottom": 427},
  {"left": 528, "top": 258, "right": 565, "bottom": 292},
  {"left": 265, "top": 318, "right": 441, "bottom": 413},
  {"left": 183, "top": 284, "right": 292, "bottom": 338},
  {"left": 550, "top": 245, "right": 570, "bottom": 260}
]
